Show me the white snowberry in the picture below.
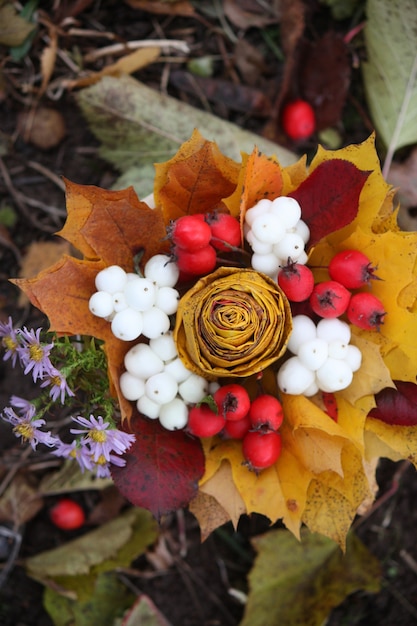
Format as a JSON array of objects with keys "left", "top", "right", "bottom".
[
  {"left": 251, "top": 213, "right": 286, "bottom": 244},
  {"left": 145, "top": 372, "right": 178, "bottom": 405},
  {"left": 141, "top": 307, "right": 170, "bottom": 339},
  {"left": 158, "top": 398, "right": 189, "bottom": 430},
  {"left": 298, "top": 338, "right": 329, "bottom": 371},
  {"left": 119, "top": 372, "right": 145, "bottom": 401},
  {"left": 270, "top": 196, "right": 302, "bottom": 229},
  {"left": 95, "top": 265, "right": 127, "bottom": 294},
  {"left": 111, "top": 309, "right": 143, "bottom": 341},
  {"left": 124, "top": 343, "right": 164, "bottom": 379},
  {"left": 244, "top": 199, "right": 272, "bottom": 227},
  {"left": 155, "top": 286, "right": 180, "bottom": 315},
  {"left": 149, "top": 332, "right": 177, "bottom": 362},
  {"left": 316, "top": 358, "right": 353, "bottom": 393},
  {"left": 124, "top": 277, "right": 157, "bottom": 312},
  {"left": 287, "top": 315, "right": 317, "bottom": 354},
  {"left": 137, "top": 395, "right": 160, "bottom": 419},
  {"left": 277, "top": 356, "right": 316, "bottom": 395},
  {"left": 178, "top": 373, "right": 209, "bottom": 404},
  {"left": 144, "top": 254, "right": 179, "bottom": 288},
  {"left": 88, "top": 291, "right": 114, "bottom": 318}
]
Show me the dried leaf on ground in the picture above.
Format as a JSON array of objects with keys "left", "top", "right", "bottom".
[
  {"left": 224, "top": 0, "right": 280, "bottom": 30},
  {"left": 122, "top": 594, "right": 172, "bottom": 626},
  {"left": 0, "top": 2, "right": 36, "bottom": 47},
  {"left": 76, "top": 75, "right": 296, "bottom": 197},
  {"left": 124, "top": 0, "right": 195, "bottom": 16},
  {"left": 0, "top": 473, "right": 43, "bottom": 525},
  {"left": 362, "top": 0, "right": 417, "bottom": 151},
  {"left": 25, "top": 507, "right": 157, "bottom": 584},
  {"left": 66, "top": 46, "right": 161, "bottom": 89},
  {"left": 44, "top": 571, "right": 134, "bottom": 626},
  {"left": 299, "top": 31, "right": 351, "bottom": 130},
  {"left": 240, "top": 529, "right": 380, "bottom": 626},
  {"left": 169, "top": 71, "right": 272, "bottom": 116}
]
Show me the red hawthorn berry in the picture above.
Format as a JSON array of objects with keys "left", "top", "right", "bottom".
[
  {"left": 242, "top": 430, "right": 282, "bottom": 470},
  {"left": 49, "top": 499, "right": 85, "bottom": 530},
  {"left": 347, "top": 292, "right": 386, "bottom": 330},
  {"left": 309, "top": 280, "right": 351, "bottom": 318},
  {"left": 205, "top": 212, "right": 242, "bottom": 252},
  {"left": 214, "top": 384, "right": 251, "bottom": 421},
  {"left": 281, "top": 99, "right": 316, "bottom": 140},
  {"left": 174, "top": 244, "right": 217, "bottom": 276},
  {"left": 328, "top": 249, "right": 379, "bottom": 289},
  {"left": 187, "top": 403, "right": 225, "bottom": 438},
  {"left": 277, "top": 262, "right": 314, "bottom": 302},
  {"left": 221, "top": 413, "right": 251, "bottom": 439},
  {"left": 171, "top": 215, "right": 212, "bottom": 251},
  {"left": 248, "top": 395, "right": 284, "bottom": 432}
]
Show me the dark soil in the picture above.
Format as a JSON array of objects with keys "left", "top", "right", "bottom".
[{"left": 1, "top": 2, "right": 417, "bottom": 625}]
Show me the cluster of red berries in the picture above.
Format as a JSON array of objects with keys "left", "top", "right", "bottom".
[
  {"left": 171, "top": 212, "right": 241, "bottom": 277},
  {"left": 187, "top": 383, "right": 283, "bottom": 471},
  {"left": 278, "top": 250, "right": 386, "bottom": 331}
]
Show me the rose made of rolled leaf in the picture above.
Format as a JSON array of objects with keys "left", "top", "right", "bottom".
[{"left": 174, "top": 267, "right": 292, "bottom": 380}]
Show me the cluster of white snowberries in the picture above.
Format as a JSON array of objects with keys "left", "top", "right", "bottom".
[
  {"left": 88, "top": 254, "right": 180, "bottom": 341},
  {"left": 120, "top": 331, "right": 216, "bottom": 430},
  {"left": 277, "top": 315, "right": 362, "bottom": 395},
  {"left": 244, "top": 196, "right": 310, "bottom": 279}
]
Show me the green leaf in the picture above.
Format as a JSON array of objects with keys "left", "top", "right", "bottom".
[
  {"left": 240, "top": 529, "right": 381, "bottom": 626},
  {"left": 76, "top": 75, "right": 297, "bottom": 199},
  {"left": 362, "top": 0, "right": 417, "bottom": 152},
  {"left": 43, "top": 572, "right": 134, "bottom": 626},
  {"left": 25, "top": 508, "right": 158, "bottom": 587}
]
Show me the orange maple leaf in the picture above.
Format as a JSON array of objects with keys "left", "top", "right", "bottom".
[{"left": 12, "top": 183, "right": 169, "bottom": 421}]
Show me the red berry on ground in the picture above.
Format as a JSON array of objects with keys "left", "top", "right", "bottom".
[
  {"left": 248, "top": 395, "right": 284, "bottom": 432},
  {"left": 347, "top": 292, "right": 386, "bottom": 330},
  {"left": 187, "top": 403, "right": 225, "bottom": 438},
  {"left": 222, "top": 413, "right": 251, "bottom": 439},
  {"left": 205, "top": 212, "right": 241, "bottom": 252},
  {"left": 174, "top": 244, "right": 217, "bottom": 276},
  {"left": 281, "top": 99, "right": 316, "bottom": 141},
  {"left": 214, "top": 384, "right": 251, "bottom": 421},
  {"left": 328, "top": 249, "right": 378, "bottom": 289},
  {"left": 242, "top": 430, "right": 282, "bottom": 470},
  {"left": 309, "top": 280, "right": 351, "bottom": 318},
  {"left": 49, "top": 499, "right": 85, "bottom": 530},
  {"left": 171, "top": 215, "right": 212, "bottom": 251},
  {"left": 278, "top": 262, "right": 315, "bottom": 302}
]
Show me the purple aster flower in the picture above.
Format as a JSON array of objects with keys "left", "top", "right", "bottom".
[
  {"left": 17, "top": 327, "right": 55, "bottom": 382},
  {"left": 0, "top": 317, "right": 20, "bottom": 367},
  {"left": 10, "top": 395, "right": 34, "bottom": 414},
  {"left": 40, "top": 367, "right": 74, "bottom": 403},
  {"left": 70, "top": 415, "right": 135, "bottom": 462},
  {"left": 51, "top": 438, "right": 94, "bottom": 473},
  {"left": 90, "top": 452, "right": 126, "bottom": 478},
  {"left": 1, "top": 405, "right": 57, "bottom": 450}
]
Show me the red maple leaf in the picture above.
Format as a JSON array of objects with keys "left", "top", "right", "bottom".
[
  {"left": 368, "top": 381, "right": 417, "bottom": 426},
  {"left": 111, "top": 415, "right": 205, "bottom": 520},
  {"left": 289, "top": 159, "right": 370, "bottom": 247}
]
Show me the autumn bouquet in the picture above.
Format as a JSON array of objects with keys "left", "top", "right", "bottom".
[{"left": 3, "top": 131, "right": 417, "bottom": 547}]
